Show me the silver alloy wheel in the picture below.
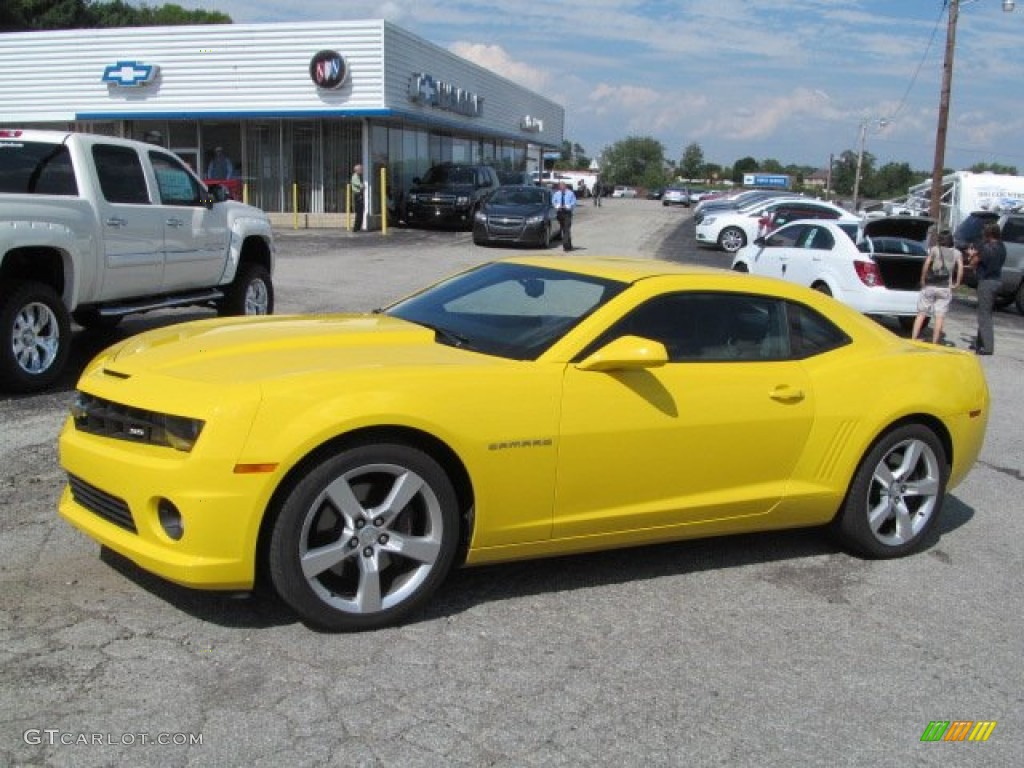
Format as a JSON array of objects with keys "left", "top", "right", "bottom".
[
  {"left": 719, "top": 227, "right": 746, "bottom": 253},
  {"left": 864, "top": 437, "right": 941, "bottom": 547},
  {"left": 298, "top": 462, "right": 445, "bottom": 615},
  {"left": 244, "top": 278, "right": 270, "bottom": 315},
  {"left": 12, "top": 300, "right": 61, "bottom": 374}
]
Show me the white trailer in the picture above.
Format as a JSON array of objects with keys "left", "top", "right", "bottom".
[{"left": 905, "top": 171, "right": 1024, "bottom": 231}]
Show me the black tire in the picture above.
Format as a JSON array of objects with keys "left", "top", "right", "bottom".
[
  {"left": 72, "top": 308, "right": 123, "bottom": 331},
  {"left": 718, "top": 226, "right": 747, "bottom": 253},
  {"left": 0, "top": 280, "right": 72, "bottom": 393},
  {"left": 268, "top": 443, "right": 460, "bottom": 631},
  {"left": 812, "top": 281, "right": 832, "bottom": 297},
  {"left": 1015, "top": 282, "right": 1024, "bottom": 316},
  {"left": 218, "top": 263, "right": 273, "bottom": 317},
  {"left": 732, "top": 263, "right": 749, "bottom": 273},
  {"left": 540, "top": 223, "right": 552, "bottom": 249},
  {"left": 832, "top": 424, "right": 947, "bottom": 559}
]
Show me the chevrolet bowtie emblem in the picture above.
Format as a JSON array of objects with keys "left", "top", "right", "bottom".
[{"left": 102, "top": 61, "right": 159, "bottom": 87}]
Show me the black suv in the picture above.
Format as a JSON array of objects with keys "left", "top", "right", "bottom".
[
  {"left": 955, "top": 211, "right": 1024, "bottom": 314},
  {"left": 406, "top": 163, "right": 500, "bottom": 229}
]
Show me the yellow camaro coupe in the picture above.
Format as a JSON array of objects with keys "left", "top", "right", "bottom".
[{"left": 59, "top": 256, "right": 989, "bottom": 631}]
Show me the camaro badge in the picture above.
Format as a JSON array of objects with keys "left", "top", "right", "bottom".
[{"left": 488, "top": 438, "right": 553, "bottom": 451}]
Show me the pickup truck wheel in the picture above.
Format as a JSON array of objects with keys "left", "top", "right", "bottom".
[
  {"left": 219, "top": 264, "right": 273, "bottom": 317},
  {"left": 0, "top": 280, "right": 72, "bottom": 393}
]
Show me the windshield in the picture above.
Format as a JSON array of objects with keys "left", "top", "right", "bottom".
[
  {"left": 385, "top": 262, "right": 627, "bottom": 360},
  {"left": 421, "top": 165, "right": 475, "bottom": 185},
  {"left": 488, "top": 187, "right": 548, "bottom": 206}
]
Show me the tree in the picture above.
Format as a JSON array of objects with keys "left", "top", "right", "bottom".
[
  {"left": 599, "top": 136, "right": 667, "bottom": 188},
  {"left": 867, "top": 162, "right": 924, "bottom": 200},
  {"left": 731, "top": 156, "right": 758, "bottom": 185},
  {"left": 969, "top": 161, "right": 1018, "bottom": 176},
  {"left": 679, "top": 142, "right": 704, "bottom": 182},
  {"left": 1, "top": 0, "right": 230, "bottom": 31},
  {"left": 554, "top": 140, "right": 590, "bottom": 170}
]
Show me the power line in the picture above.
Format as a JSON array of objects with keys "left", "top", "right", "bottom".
[{"left": 887, "top": 3, "right": 947, "bottom": 122}]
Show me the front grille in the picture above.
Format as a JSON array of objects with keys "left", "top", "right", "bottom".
[
  {"left": 487, "top": 216, "right": 526, "bottom": 236},
  {"left": 68, "top": 474, "right": 136, "bottom": 533},
  {"left": 71, "top": 392, "right": 203, "bottom": 451}
]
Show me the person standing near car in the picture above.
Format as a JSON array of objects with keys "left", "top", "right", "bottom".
[
  {"left": 911, "top": 230, "right": 962, "bottom": 345},
  {"left": 553, "top": 181, "right": 576, "bottom": 252},
  {"left": 350, "top": 163, "right": 365, "bottom": 232},
  {"left": 970, "top": 222, "right": 1006, "bottom": 355},
  {"left": 592, "top": 178, "right": 603, "bottom": 207}
]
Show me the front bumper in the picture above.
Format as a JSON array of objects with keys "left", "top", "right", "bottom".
[{"left": 58, "top": 415, "right": 275, "bottom": 591}]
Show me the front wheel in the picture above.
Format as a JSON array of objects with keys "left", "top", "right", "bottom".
[
  {"left": 718, "top": 226, "right": 747, "bottom": 253},
  {"left": 268, "top": 443, "right": 460, "bottom": 631},
  {"left": 1015, "top": 281, "right": 1024, "bottom": 316},
  {"left": 218, "top": 263, "right": 273, "bottom": 317},
  {"left": 732, "top": 262, "right": 749, "bottom": 273},
  {"left": 0, "top": 280, "right": 72, "bottom": 393},
  {"left": 832, "top": 424, "right": 947, "bottom": 559}
]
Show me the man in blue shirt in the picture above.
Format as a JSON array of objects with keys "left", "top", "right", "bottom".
[{"left": 553, "top": 182, "right": 577, "bottom": 252}]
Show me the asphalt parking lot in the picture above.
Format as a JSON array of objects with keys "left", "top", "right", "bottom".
[{"left": 2, "top": 201, "right": 1022, "bottom": 767}]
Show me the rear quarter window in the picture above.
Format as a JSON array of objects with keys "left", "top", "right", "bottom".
[{"left": 0, "top": 140, "right": 78, "bottom": 195}]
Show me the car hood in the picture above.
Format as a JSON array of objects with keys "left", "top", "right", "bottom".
[
  {"left": 862, "top": 215, "right": 934, "bottom": 241},
  {"left": 411, "top": 183, "right": 474, "bottom": 195},
  {"left": 483, "top": 201, "right": 547, "bottom": 216},
  {"left": 100, "top": 314, "right": 489, "bottom": 384}
]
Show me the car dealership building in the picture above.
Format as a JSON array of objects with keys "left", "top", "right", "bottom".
[{"left": 0, "top": 20, "right": 564, "bottom": 226}]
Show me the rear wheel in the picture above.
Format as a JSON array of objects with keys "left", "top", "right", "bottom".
[
  {"left": 718, "top": 226, "right": 747, "bottom": 253},
  {"left": 812, "top": 281, "right": 832, "bottom": 297},
  {"left": 0, "top": 280, "right": 71, "bottom": 393},
  {"left": 832, "top": 424, "right": 947, "bottom": 559},
  {"left": 218, "top": 263, "right": 273, "bottom": 317},
  {"left": 732, "top": 263, "right": 749, "bottom": 273},
  {"left": 268, "top": 443, "right": 460, "bottom": 631}
]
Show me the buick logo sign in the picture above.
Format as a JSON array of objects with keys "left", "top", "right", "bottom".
[{"left": 309, "top": 50, "right": 348, "bottom": 90}]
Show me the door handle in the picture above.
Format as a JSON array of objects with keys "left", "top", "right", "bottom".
[
  {"left": 166, "top": 218, "right": 184, "bottom": 228},
  {"left": 105, "top": 217, "right": 126, "bottom": 228},
  {"left": 769, "top": 385, "right": 805, "bottom": 403}
]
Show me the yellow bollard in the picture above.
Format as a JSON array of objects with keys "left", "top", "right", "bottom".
[{"left": 379, "top": 167, "right": 388, "bottom": 235}]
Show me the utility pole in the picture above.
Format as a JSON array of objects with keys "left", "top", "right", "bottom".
[{"left": 929, "top": 0, "right": 960, "bottom": 225}]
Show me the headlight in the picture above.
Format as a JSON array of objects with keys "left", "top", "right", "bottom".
[
  {"left": 703, "top": 217, "right": 716, "bottom": 226},
  {"left": 526, "top": 214, "right": 544, "bottom": 225},
  {"left": 158, "top": 414, "right": 206, "bottom": 452},
  {"left": 475, "top": 209, "right": 488, "bottom": 222},
  {"left": 456, "top": 195, "right": 470, "bottom": 206}
]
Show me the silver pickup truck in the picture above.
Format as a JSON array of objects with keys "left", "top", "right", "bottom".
[{"left": 0, "top": 129, "right": 275, "bottom": 392}]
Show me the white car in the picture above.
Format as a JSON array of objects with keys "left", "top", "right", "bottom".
[
  {"left": 730, "top": 216, "right": 934, "bottom": 326},
  {"left": 695, "top": 198, "right": 855, "bottom": 254},
  {"left": 611, "top": 186, "right": 637, "bottom": 198}
]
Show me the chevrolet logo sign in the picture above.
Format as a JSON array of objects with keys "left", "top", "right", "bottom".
[{"left": 102, "top": 61, "right": 159, "bottom": 87}]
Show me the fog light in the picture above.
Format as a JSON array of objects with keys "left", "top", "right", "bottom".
[{"left": 158, "top": 499, "right": 184, "bottom": 540}]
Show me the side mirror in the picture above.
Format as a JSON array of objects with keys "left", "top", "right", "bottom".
[
  {"left": 206, "top": 184, "right": 230, "bottom": 203},
  {"left": 576, "top": 335, "right": 668, "bottom": 372}
]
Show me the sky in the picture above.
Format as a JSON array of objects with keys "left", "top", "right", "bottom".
[{"left": 181, "top": 0, "right": 1023, "bottom": 173}]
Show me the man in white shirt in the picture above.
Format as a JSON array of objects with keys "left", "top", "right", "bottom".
[{"left": 553, "top": 182, "right": 577, "bottom": 251}]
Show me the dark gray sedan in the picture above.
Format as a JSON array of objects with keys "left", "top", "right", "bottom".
[{"left": 472, "top": 185, "right": 561, "bottom": 248}]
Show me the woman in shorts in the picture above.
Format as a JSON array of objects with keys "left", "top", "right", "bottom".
[{"left": 911, "top": 230, "right": 963, "bottom": 344}]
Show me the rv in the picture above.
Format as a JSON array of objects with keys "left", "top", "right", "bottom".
[{"left": 905, "top": 171, "right": 1024, "bottom": 231}]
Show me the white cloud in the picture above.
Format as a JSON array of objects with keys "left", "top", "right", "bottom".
[{"left": 447, "top": 42, "right": 551, "bottom": 93}]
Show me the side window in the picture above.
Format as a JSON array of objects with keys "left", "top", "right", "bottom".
[
  {"left": 92, "top": 144, "right": 149, "bottom": 204},
  {"left": 786, "top": 301, "right": 851, "bottom": 358},
  {"left": 1001, "top": 218, "right": 1024, "bottom": 245},
  {"left": 590, "top": 292, "right": 790, "bottom": 363},
  {"left": 149, "top": 151, "right": 202, "bottom": 206},
  {"left": 800, "top": 226, "right": 835, "bottom": 250},
  {"left": 765, "top": 224, "right": 807, "bottom": 248}
]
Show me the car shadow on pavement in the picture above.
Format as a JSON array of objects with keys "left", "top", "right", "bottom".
[{"left": 95, "top": 495, "right": 974, "bottom": 631}]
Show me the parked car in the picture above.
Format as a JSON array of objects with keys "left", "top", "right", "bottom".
[
  {"left": 662, "top": 187, "right": 691, "bottom": 207},
  {"left": 646, "top": 188, "right": 664, "bottom": 200},
  {"left": 0, "top": 128, "right": 275, "bottom": 393},
  {"left": 731, "top": 216, "right": 934, "bottom": 327},
  {"left": 405, "top": 163, "right": 500, "bottom": 229},
  {"left": 611, "top": 186, "right": 637, "bottom": 198},
  {"left": 472, "top": 185, "right": 561, "bottom": 248},
  {"left": 694, "top": 188, "right": 791, "bottom": 216},
  {"left": 696, "top": 198, "right": 854, "bottom": 254},
  {"left": 955, "top": 211, "right": 1024, "bottom": 314},
  {"left": 59, "top": 255, "right": 988, "bottom": 631}
]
